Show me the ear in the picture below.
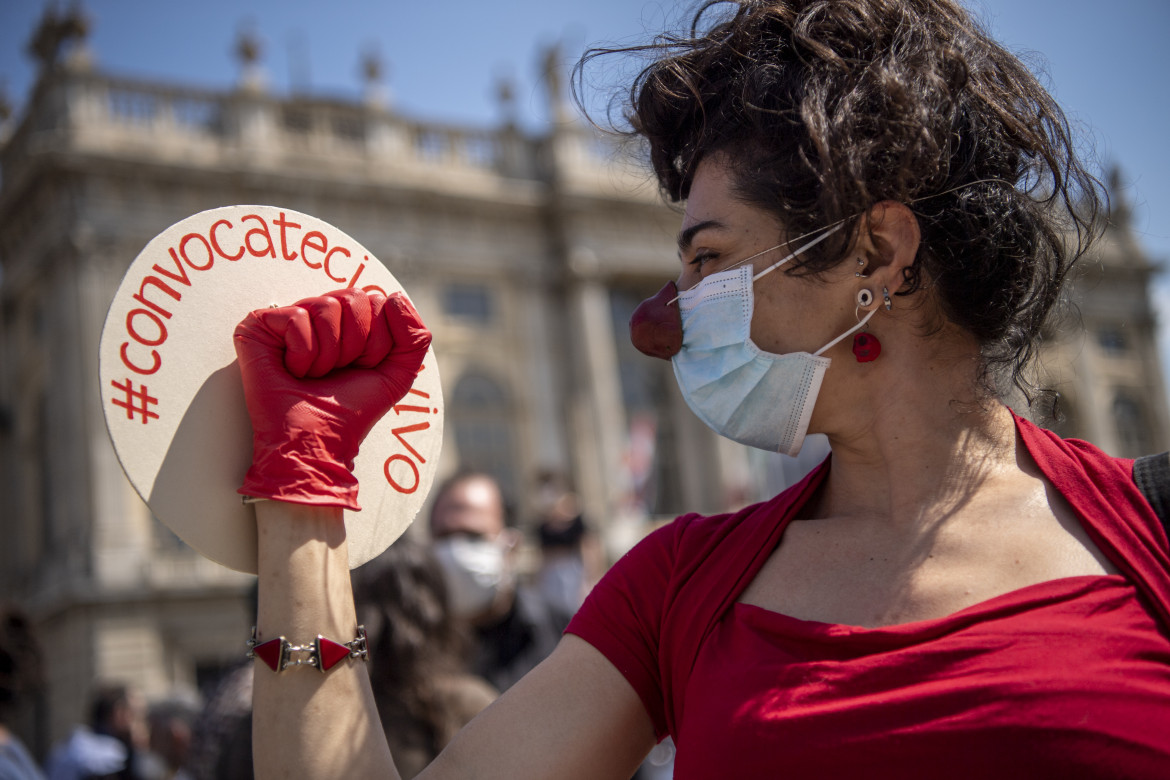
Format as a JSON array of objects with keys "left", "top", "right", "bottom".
[{"left": 853, "top": 201, "right": 920, "bottom": 309}]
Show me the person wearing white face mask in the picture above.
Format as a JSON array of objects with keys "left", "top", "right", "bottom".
[
  {"left": 239, "top": 1, "right": 1170, "bottom": 777},
  {"left": 427, "top": 473, "right": 566, "bottom": 693}
]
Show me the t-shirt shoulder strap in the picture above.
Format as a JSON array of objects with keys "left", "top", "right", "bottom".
[{"left": 1133, "top": 451, "right": 1170, "bottom": 529}]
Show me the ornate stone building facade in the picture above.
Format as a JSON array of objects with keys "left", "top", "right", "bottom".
[
  {"left": 1040, "top": 183, "right": 1170, "bottom": 455},
  {"left": 1, "top": 11, "right": 1166, "bottom": 755}
]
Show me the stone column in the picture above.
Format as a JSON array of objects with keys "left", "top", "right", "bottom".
[{"left": 566, "top": 247, "right": 628, "bottom": 537}]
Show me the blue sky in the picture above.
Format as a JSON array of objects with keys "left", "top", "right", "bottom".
[
  {"left": 2, "top": 0, "right": 1165, "bottom": 250},
  {"left": 3, "top": 0, "right": 1169, "bottom": 377}
]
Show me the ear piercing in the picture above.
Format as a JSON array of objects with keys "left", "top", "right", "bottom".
[
  {"left": 852, "top": 287, "right": 881, "bottom": 362},
  {"left": 854, "top": 258, "right": 868, "bottom": 278},
  {"left": 882, "top": 287, "right": 892, "bottom": 311},
  {"left": 854, "top": 288, "right": 875, "bottom": 321}
]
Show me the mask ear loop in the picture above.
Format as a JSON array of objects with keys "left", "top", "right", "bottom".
[
  {"left": 751, "top": 223, "right": 844, "bottom": 282},
  {"left": 668, "top": 223, "right": 845, "bottom": 304},
  {"left": 750, "top": 177, "right": 1013, "bottom": 286},
  {"left": 815, "top": 307, "right": 876, "bottom": 357},
  {"left": 753, "top": 222, "right": 865, "bottom": 358}
]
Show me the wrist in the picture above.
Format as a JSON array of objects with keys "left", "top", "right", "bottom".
[{"left": 255, "top": 501, "right": 348, "bottom": 554}]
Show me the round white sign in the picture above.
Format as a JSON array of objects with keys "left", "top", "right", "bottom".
[{"left": 99, "top": 205, "right": 443, "bottom": 573}]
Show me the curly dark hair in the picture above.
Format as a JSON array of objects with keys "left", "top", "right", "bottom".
[
  {"left": 578, "top": 0, "right": 1105, "bottom": 399},
  {"left": 353, "top": 538, "right": 474, "bottom": 770}
]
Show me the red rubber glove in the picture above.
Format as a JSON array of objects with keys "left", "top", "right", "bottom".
[{"left": 233, "top": 288, "right": 432, "bottom": 510}]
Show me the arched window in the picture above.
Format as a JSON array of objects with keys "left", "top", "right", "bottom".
[{"left": 450, "top": 371, "right": 517, "bottom": 500}]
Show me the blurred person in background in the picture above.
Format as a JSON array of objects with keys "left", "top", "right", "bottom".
[
  {"left": 532, "top": 474, "right": 602, "bottom": 628},
  {"left": 178, "top": 665, "right": 253, "bottom": 780},
  {"left": 353, "top": 538, "right": 496, "bottom": 779},
  {"left": 180, "top": 584, "right": 257, "bottom": 780},
  {"left": 427, "top": 472, "right": 565, "bottom": 692},
  {"left": 0, "top": 605, "right": 45, "bottom": 780},
  {"left": 142, "top": 700, "right": 196, "bottom": 780},
  {"left": 46, "top": 684, "right": 152, "bottom": 780}
]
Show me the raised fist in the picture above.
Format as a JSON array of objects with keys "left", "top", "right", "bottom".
[{"left": 233, "top": 288, "right": 431, "bottom": 510}]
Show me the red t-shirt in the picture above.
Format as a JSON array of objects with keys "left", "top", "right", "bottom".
[{"left": 567, "top": 415, "right": 1170, "bottom": 777}]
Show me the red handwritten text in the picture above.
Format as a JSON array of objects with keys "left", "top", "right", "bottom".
[
  {"left": 117, "top": 210, "right": 389, "bottom": 378},
  {"left": 382, "top": 383, "right": 438, "bottom": 495}
]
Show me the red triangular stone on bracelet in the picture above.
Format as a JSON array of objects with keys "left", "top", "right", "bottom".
[
  {"left": 317, "top": 637, "right": 351, "bottom": 671},
  {"left": 253, "top": 639, "right": 284, "bottom": 671}
]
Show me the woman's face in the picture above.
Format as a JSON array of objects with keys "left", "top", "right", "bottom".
[{"left": 676, "top": 156, "right": 856, "bottom": 357}]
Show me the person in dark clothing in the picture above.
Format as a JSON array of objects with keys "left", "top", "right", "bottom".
[
  {"left": 427, "top": 472, "right": 565, "bottom": 692},
  {"left": 0, "top": 604, "right": 45, "bottom": 780},
  {"left": 534, "top": 476, "right": 603, "bottom": 627}
]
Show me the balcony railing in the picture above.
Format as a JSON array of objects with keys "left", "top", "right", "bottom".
[{"left": 0, "top": 68, "right": 641, "bottom": 194}]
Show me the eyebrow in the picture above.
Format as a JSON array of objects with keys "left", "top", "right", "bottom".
[{"left": 676, "top": 219, "right": 728, "bottom": 253}]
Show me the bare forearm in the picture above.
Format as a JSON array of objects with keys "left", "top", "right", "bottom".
[{"left": 252, "top": 501, "right": 398, "bottom": 780}]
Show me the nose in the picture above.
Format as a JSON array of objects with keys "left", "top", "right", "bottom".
[{"left": 629, "top": 281, "right": 683, "bottom": 360}]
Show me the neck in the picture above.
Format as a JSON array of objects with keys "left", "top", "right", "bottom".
[{"left": 812, "top": 332, "right": 1020, "bottom": 527}]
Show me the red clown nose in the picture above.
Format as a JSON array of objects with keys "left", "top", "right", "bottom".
[{"left": 629, "top": 281, "right": 683, "bottom": 360}]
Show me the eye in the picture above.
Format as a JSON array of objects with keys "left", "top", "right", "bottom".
[{"left": 690, "top": 251, "right": 719, "bottom": 270}]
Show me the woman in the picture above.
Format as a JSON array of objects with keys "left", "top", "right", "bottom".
[
  {"left": 238, "top": 1, "right": 1170, "bottom": 777},
  {"left": 353, "top": 539, "right": 497, "bottom": 779}
]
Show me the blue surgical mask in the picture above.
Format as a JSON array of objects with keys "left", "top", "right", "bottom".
[{"left": 671, "top": 225, "right": 874, "bottom": 456}]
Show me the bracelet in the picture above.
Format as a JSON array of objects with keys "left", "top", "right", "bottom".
[{"left": 246, "top": 626, "right": 368, "bottom": 672}]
